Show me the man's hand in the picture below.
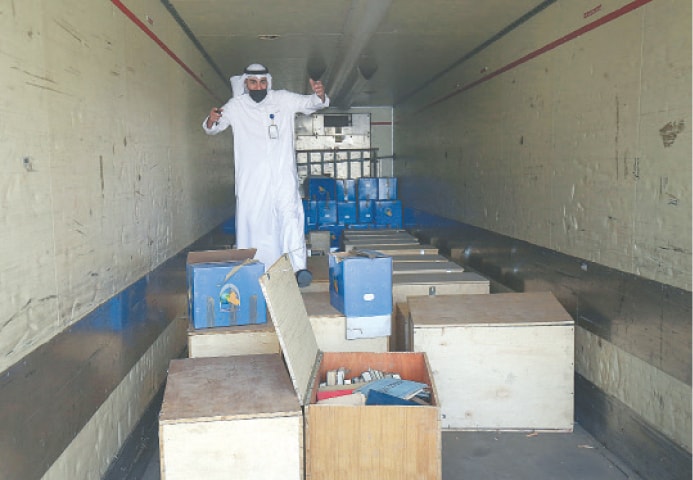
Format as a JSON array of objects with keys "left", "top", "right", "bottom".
[
  {"left": 206, "top": 107, "right": 223, "bottom": 129},
  {"left": 309, "top": 79, "right": 326, "bottom": 103}
]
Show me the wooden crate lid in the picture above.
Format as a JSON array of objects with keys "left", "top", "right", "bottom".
[
  {"left": 260, "top": 255, "right": 321, "bottom": 407},
  {"left": 354, "top": 244, "right": 438, "bottom": 255},
  {"left": 393, "top": 271, "right": 488, "bottom": 285},
  {"left": 159, "top": 355, "right": 300, "bottom": 424},
  {"left": 392, "top": 261, "right": 464, "bottom": 275},
  {"left": 345, "top": 238, "right": 420, "bottom": 246},
  {"left": 390, "top": 253, "right": 448, "bottom": 262},
  {"left": 408, "top": 291, "right": 574, "bottom": 327},
  {"left": 186, "top": 248, "right": 257, "bottom": 265}
]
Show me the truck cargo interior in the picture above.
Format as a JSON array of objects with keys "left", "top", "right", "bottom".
[{"left": 1, "top": 1, "right": 690, "bottom": 479}]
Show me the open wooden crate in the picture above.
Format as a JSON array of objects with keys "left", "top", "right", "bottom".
[{"left": 260, "top": 256, "right": 441, "bottom": 480}]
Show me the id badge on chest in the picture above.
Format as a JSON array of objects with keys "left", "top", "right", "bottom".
[{"left": 268, "top": 113, "right": 278, "bottom": 139}]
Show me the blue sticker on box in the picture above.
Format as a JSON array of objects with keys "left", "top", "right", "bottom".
[{"left": 187, "top": 253, "right": 266, "bottom": 329}]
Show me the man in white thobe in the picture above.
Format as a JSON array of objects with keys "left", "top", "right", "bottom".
[{"left": 203, "top": 64, "right": 329, "bottom": 287}]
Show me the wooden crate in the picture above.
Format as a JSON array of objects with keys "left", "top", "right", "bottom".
[
  {"left": 159, "top": 355, "right": 303, "bottom": 480},
  {"left": 342, "top": 229, "right": 410, "bottom": 239},
  {"left": 408, "top": 292, "right": 575, "bottom": 431},
  {"left": 187, "top": 323, "right": 279, "bottom": 358},
  {"left": 261, "top": 256, "right": 441, "bottom": 480},
  {"left": 392, "top": 271, "right": 490, "bottom": 304},
  {"left": 303, "top": 291, "right": 389, "bottom": 352},
  {"left": 301, "top": 255, "right": 330, "bottom": 293},
  {"left": 353, "top": 244, "right": 439, "bottom": 255},
  {"left": 389, "top": 302, "right": 410, "bottom": 352},
  {"left": 344, "top": 238, "right": 420, "bottom": 251},
  {"left": 392, "top": 260, "right": 463, "bottom": 275},
  {"left": 390, "top": 253, "right": 449, "bottom": 262}
]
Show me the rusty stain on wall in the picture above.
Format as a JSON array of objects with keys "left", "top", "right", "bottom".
[{"left": 658, "top": 120, "right": 685, "bottom": 147}]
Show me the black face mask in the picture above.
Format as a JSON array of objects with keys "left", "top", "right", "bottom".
[{"left": 249, "top": 89, "right": 267, "bottom": 103}]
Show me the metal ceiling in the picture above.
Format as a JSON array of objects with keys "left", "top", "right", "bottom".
[{"left": 165, "top": 0, "right": 548, "bottom": 108}]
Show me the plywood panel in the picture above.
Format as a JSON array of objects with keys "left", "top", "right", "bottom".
[
  {"left": 306, "top": 351, "right": 441, "bottom": 480},
  {"left": 409, "top": 292, "right": 575, "bottom": 430},
  {"left": 187, "top": 323, "right": 280, "bottom": 358},
  {"left": 392, "top": 272, "right": 489, "bottom": 303}
]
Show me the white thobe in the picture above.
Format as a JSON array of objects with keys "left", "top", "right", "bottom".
[{"left": 203, "top": 90, "right": 329, "bottom": 271}]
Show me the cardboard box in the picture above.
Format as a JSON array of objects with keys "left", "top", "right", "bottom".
[
  {"left": 377, "top": 177, "right": 398, "bottom": 200},
  {"left": 186, "top": 249, "right": 266, "bottom": 328},
  {"left": 329, "top": 251, "right": 393, "bottom": 339},
  {"left": 392, "top": 271, "right": 489, "bottom": 304},
  {"left": 336, "top": 178, "right": 356, "bottom": 201},
  {"left": 337, "top": 201, "right": 357, "bottom": 225},
  {"left": 260, "top": 256, "right": 441, "bottom": 480},
  {"left": 303, "top": 291, "right": 388, "bottom": 353},
  {"left": 357, "top": 177, "right": 379, "bottom": 200},
  {"left": 187, "top": 323, "right": 280, "bottom": 358},
  {"left": 374, "top": 200, "right": 403, "bottom": 228},
  {"left": 407, "top": 292, "right": 574, "bottom": 431},
  {"left": 159, "top": 355, "right": 303, "bottom": 480}
]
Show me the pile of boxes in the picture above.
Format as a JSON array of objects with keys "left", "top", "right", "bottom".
[
  {"left": 303, "top": 176, "right": 403, "bottom": 249},
  {"left": 160, "top": 215, "right": 575, "bottom": 479}
]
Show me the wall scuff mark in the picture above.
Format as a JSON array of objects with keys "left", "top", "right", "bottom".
[{"left": 659, "top": 120, "right": 685, "bottom": 147}]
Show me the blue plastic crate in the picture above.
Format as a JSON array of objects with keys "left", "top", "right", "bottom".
[
  {"left": 377, "top": 177, "right": 398, "bottom": 200},
  {"left": 307, "top": 176, "right": 337, "bottom": 201},
  {"left": 338, "top": 201, "right": 358, "bottom": 225},
  {"left": 374, "top": 200, "right": 403, "bottom": 228},
  {"left": 318, "top": 224, "right": 344, "bottom": 249},
  {"left": 336, "top": 179, "right": 356, "bottom": 201},
  {"left": 358, "top": 200, "right": 375, "bottom": 224},
  {"left": 357, "top": 177, "right": 379, "bottom": 200},
  {"left": 317, "top": 200, "right": 337, "bottom": 225}
]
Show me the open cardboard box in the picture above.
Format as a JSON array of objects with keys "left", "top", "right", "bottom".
[{"left": 260, "top": 256, "right": 441, "bottom": 480}]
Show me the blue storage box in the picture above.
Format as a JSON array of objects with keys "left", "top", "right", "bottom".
[
  {"left": 374, "top": 200, "right": 403, "bottom": 228},
  {"left": 317, "top": 200, "right": 337, "bottom": 225},
  {"left": 337, "top": 201, "right": 357, "bottom": 225},
  {"left": 336, "top": 179, "right": 356, "bottom": 201},
  {"left": 186, "top": 249, "right": 266, "bottom": 329},
  {"left": 329, "top": 250, "right": 393, "bottom": 339},
  {"left": 358, "top": 200, "right": 375, "bottom": 223},
  {"left": 377, "top": 177, "right": 398, "bottom": 200},
  {"left": 307, "top": 176, "right": 336, "bottom": 201},
  {"left": 303, "top": 199, "right": 318, "bottom": 230},
  {"left": 357, "top": 177, "right": 379, "bottom": 200},
  {"left": 318, "top": 224, "right": 344, "bottom": 249}
]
